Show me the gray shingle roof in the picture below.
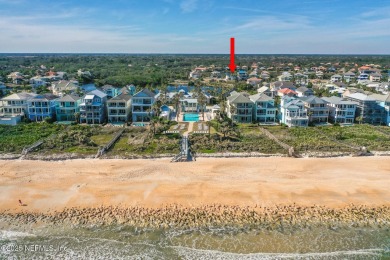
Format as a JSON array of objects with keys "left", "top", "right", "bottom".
[
  {"left": 322, "top": 96, "right": 358, "bottom": 105},
  {"left": 227, "top": 93, "right": 252, "bottom": 104},
  {"left": 346, "top": 93, "right": 376, "bottom": 101},
  {"left": 300, "top": 95, "right": 327, "bottom": 104},
  {"left": 86, "top": 89, "right": 107, "bottom": 98},
  {"left": 1, "top": 92, "right": 37, "bottom": 100},
  {"left": 57, "top": 95, "right": 81, "bottom": 102},
  {"left": 108, "top": 93, "right": 132, "bottom": 102},
  {"left": 249, "top": 93, "right": 273, "bottom": 102}
]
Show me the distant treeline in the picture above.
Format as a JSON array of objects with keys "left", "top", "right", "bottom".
[{"left": 0, "top": 54, "right": 389, "bottom": 88}]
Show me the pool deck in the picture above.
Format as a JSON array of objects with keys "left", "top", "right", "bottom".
[{"left": 179, "top": 112, "right": 210, "bottom": 123}]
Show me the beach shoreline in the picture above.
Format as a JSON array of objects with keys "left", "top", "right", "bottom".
[{"left": 0, "top": 157, "right": 389, "bottom": 213}]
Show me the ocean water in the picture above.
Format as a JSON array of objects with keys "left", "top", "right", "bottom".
[{"left": 1, "top": 224, "right": 389, "bottom": 259}]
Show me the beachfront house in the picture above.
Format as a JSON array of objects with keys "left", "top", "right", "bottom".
[
  {"left": 107, "top": 93, "right": 132, "bottom": 124},
  {"left": 322, "top": 96, "right": 358, "bottom": 124},
  {"left": 345, "top": 93, "right": 384, "bottom": 124},
  {"left": 370, "top": 94, "right": 390, "bottom": 126},
  {"left": 0, "top": 92, "right": 37, "bottom": 125},
  {"left": 249, "top": 93, "right": 277, "bottom": 123},
  {"left": 180, "top": 98, "right": 198, "bottom": 112},
  {"left": 27, "top": 94, "right": 58, "bottom": 122},
  {"left": 0, "top": 92, "right": 37, "bottom": 117},
  {"left": 280, "top": 96, "right": 309, "bottom": 127},
  {"left": 226, "top": 92, "right": 253, "bottom": 123},
  {"left": 55, "top": 95, "right": 82, "bottom": 122},
  {"left": 79, "top": 89, "right": 107, "bottom": 124},
  {"left": 131, "top": 88, "right": 156, "bottom": 123},
  {"left": 300, "top": 96, "right": 329, "bottom": 124}
]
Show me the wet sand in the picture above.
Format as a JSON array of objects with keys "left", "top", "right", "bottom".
[{"left": 0, "top": 157, "right": 389, "bottom": 213}]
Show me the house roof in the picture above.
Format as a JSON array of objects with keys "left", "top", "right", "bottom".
[
  {"left": 257, "top": 86, "right": 270, "bottom": 93},
  {"left": 273, "top": 81, "right": 295, "bottom": 89},
  {"left": 346, "top": 93, "right": 376, "bottom": 101},
  {"left": 133, "top": 88, "right": 155, "bottom": 98},
  {"left": 57, "top": 95, "right": 81, "bottom": 102},
  {"left": 86, "top": 89, "right": 107, "bottom": 98},
  {"left": 371, "top": 73, "right": 382, "bottom": 77},
  {"left": 296, "top": 86, "right": 312, "bottom": 93},
  {"left": 368, "top": 93, "right": 389, "bottom": 102},
  {"left": 108, "top": 93, "right": 132, "bottom": 102},
  {"left": 284, "top": 98, "right": 304, "bottom": 109},
  {"left": 322, "top": 96, "right": 358, "bottom": 105},
  {"left": 344, "top": 72, "right": 355, "bottom": 76},
  {"left": 30, "top": 94, "right": 58, "bottom": 102},
  {"left": 300, "top": 95, "right": 327, "bottom": 104},
  {"left": 1, "top": 92, "right": 37, "bottom": 101},
  {"left": 249, "top": 93, "right": 273, "bottom": 102},
  {"left": 227, "top": 92, "right": 252, "bottom": 104},
  {"left": 101, "top": 84, "right": 115, "bottom": 90},
  {"left": 278, "top": 88, "right": 297, "bottom": 95},
  {"left": 331, "top": 74, "right": 342, "bottom": 78},
  {"left": 120, "top": 87, "right": 130, "bottom": 94},
  {"left": 54, "top": 80, "right": 78, "bottom": 91}
]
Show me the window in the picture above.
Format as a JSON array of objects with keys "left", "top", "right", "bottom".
[{"left": 347, "top": 112, "right": 354, "bottom": 116}]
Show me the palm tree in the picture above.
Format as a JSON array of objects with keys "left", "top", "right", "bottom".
[
  {"left": 151, "top": 100, "right": 161, "bottom": 117},
  {"left": 356, "top": 115, "right": 363, "bottom": 124},
  {"left": 197, "top": 92, "right": 207, "bottom": 121},
  {"left": 172, "top": 92, "right": 183, "bottom": 121},
  {"left": 74, "top": 112, "right": 80, "bottom": 124}
]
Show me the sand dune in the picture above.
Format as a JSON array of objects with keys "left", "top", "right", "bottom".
[{"left": 0, "top": 157, "right": 389, "bottom": 213}]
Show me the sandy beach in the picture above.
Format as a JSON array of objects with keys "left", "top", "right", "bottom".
[{"left": 0, "top": 157, "right": 389, "bottom": 213}]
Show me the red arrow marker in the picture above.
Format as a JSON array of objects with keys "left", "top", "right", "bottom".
[{"left": 229, "top": 37, "right": 236, "bottom": 73}]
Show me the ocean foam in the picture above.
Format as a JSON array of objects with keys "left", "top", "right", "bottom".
[{"left": 0, "top": 230, "right": 36, "bottom": 240}]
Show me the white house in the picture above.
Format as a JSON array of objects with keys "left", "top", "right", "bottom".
[
  {"left": 330, "top": 74, "right": 342, "bottom": 83},
  {"left": 280, "top": 96, "right": 309, "bottom": 127},
  {"left": 322, "top": 96, "right": 358, "bottom": 124},
  {"left": 29, "top": 76, "right": 47, "bottom": 88},
  {"left": 343, "top": 71, "right": 355, "bottom": 83},
  {"left": 0, "top": 92, "right": 37, "bottom": 117},
  {"left": 370, "top": 73, "right": 382, "bottom": 82}
]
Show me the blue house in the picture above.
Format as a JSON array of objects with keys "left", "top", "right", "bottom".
[
  {"left": 27, "top": 94, "right": 58, "bottom": 122},
  {"left": 79, "top": 89, "right": 107, "bottom": 124}
]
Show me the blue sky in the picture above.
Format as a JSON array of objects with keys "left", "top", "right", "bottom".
[{"left": 0, "top": 0, "right": 390, "bottom": 54}]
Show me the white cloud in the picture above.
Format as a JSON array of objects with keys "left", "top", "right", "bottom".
[{"left": 180, "top": 0, "right": 198, "bottom": 13}]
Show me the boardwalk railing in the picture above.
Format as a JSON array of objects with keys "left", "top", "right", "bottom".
[
  {"left": 171, "top": 136, "right": 191, "bottom": 162},
  {"left": 259, "top": 127, "right": 300, "bottom": 157},
  {"left": 95, "top": 128, "right": 125, "bottom": 158},
  {"left": 21, "top": 140, "right": 44, "bottom": 156}
]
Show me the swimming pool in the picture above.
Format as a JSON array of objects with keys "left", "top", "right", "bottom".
[{"left": 183, "top": 113, "right": 199, "bottom": 122}]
